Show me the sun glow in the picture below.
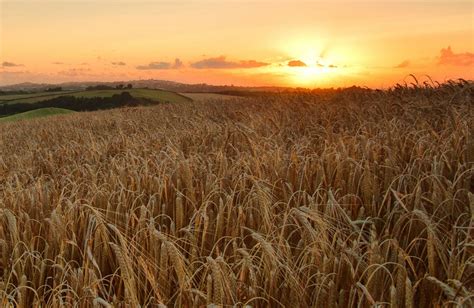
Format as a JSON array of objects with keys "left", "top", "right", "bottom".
[
  {"left": 275, "top": 41, "right": 342, "bottom": 86},
  {"left": 288, "top": 56, "right": 338, "bottom": 86}
]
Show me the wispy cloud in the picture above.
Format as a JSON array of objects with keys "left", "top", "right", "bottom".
[
  {"left": 111, "top": 61, "right": 126, "bottom": 66},
  {"left": 0, "top": 70, "right": 29, "bottom": 76},
  {"left": 394, "top": 60, "right": 410, "bottom": 68},
  {"left": 438, "top": 46, "right": 474, "bottom": 66},
  {"left": 52, "top": 62, "right": 65, "bottom": 65},
  {"left": 191, "top": 56, "right": 269, "bottom": 69},
  {"left": 288, "top": 60, "right": 307, "bottom": 67},
  {"left": 136, "top": 58, "right": 183, "bottom": 70},
  {"left": 58, "top": 68, "right": 92, "bottom": 77},
  {"left": 2, "top": 61, "right": 23, "bottom": 67}
]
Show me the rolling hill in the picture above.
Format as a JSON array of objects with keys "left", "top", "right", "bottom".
[
  {"left": 0, "top": 107, "right": 75, "bottom": 122},
  {"left": 0, "top": 88, "right": 192, "bottom": 105}
]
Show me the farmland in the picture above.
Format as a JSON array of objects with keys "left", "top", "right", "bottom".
[
  {"left": 0, "top": 81, "right": 472, "bottom": 307},
  {"left": 0, "top": 91, "right": 71, "bottom": 102},
  {"left": 181, "top": 92, "right": 245, "bottom": 101},
  {"left": 0, "top": 88, "right": 191, "bottom": 105},
  {"left": 0, "top": 108, "right": 75, "bottom": 123},
  {"left": 0, "top": 88, "right": 193, "bottom": 121}
]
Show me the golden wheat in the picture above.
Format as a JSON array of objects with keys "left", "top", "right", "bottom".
[{"left": 0, "top": 81, "right": 472, "bottom": 306}]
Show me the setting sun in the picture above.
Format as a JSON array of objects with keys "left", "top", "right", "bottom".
[{"left": 288, "top": 56, "right": 339, "bottom": 85}]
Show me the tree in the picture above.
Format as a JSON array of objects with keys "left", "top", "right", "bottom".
[
  {"left": 46, "top": 87, "right": 62, "bottom": 92},
  {"left": 126, "top": 84, "right": 133, "bottom": 89}
]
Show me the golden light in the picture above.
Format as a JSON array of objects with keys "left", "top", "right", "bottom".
[
  {"left": 273, "top": 38, "right": 365, "bottom": 87},
  {"left": 287, "top": 57, "right": 337, "bottom": 86},
  {"left": 274, "top": 41, "right": 341, "bottom": 86}
]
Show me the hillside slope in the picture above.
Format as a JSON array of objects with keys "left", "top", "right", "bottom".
[
  {"left": 0, "top": 88, "right": 191, "bottom": 104},
  {"left": 0, "top": 107, "right": 75, "bottom": 122}
]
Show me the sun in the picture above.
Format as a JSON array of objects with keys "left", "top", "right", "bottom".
[
  {"left": 272, "top": 40, "right": 347, "bottom": 86},
  {"left": 291, "top": 65, "right": 321, "bottom": 84},
  {"left": 278, "top": 45, "right": 340, "bottom": 86},
  {"left": 288, "top": 57, "right": 336, "bottom": 86}
]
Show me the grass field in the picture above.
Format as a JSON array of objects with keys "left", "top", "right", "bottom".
[
  {"left": 0, "top": 91, "right": 77, "bottom": 101},
  {"left": 0, "top": 107, "right": 75, "bottom": 123},
  {"left": 0, "top": 81, "right": 472, "bottom": 307},
  {"left": 0, "top": 88, "right": 192, "bottom": 104}
]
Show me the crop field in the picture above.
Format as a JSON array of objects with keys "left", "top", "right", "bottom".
[
  {"left": 73, "top": 89, "right": 192, "bottom": 104},
  {"left": 0, "top": 88, "right": 191, "bottom": 105},
  {"left": 0, "top": 91, "right": 75, "bottom": 102},
  {"left": 180, "top": 93, "right": 242, "bottom": 101},
  {"left": 0, "top": 81, "right": 472, "bottom": 307}
]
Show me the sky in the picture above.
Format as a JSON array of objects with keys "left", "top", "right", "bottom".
[{"left": 0, "top": 0, "right": 473, "bottom": 88}]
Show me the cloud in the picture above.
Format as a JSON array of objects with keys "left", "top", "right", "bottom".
[
  {"left": 52, "top": 62, "right": 64, "bottom": 65},
  {"left": 58, "top": 68, "right": 92, "bottom": 77},
  {"left": 438, "top": 46, "right": 474, "bottom": 66},
  {"left": 2, "top": 61, "right": 23, "bottom": 67},
  {"left": 191, "top": 56, "right": 269, "bottom": 69},
  {"left": 0, "top": 70, "right": 49, "bottom": 85},
  {"left": 136, "top": 58, "right": 183, "bottom": 70},
  {"left": 111, "top": 61, "right": 126, "bottom": 66},
  {"left": 0, "top": 70, "right": 29, "bottom": 76},
  {"left": 394, "top": 60, "right": 410, "bottom": 68},
  {"left": 288, "top": 60, "right": 307, "bottom": 67},
  {"left": 172, "top": 58, "right": 184, "bottom": 69},
  {"left": 137, "top": 62, "right": 170, "bottom": 70}
]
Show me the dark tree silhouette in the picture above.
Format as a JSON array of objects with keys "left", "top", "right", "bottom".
[{"left": 45, "top": 87, "right": 63, "bottom": 92}]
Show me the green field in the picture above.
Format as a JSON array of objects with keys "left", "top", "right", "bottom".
[
  {"left": 0, "top": 91, "right": 78, "bottom": 101},
  {"left": 0, "top": 88, "right": 192, "bottom": 104},
  {"left": 0, "top": 108, "right": 75, "bottom": 122}
]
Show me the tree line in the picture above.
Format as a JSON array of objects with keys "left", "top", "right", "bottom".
[{"left": 85, "top": 84, "right": 133, "bottom": 90}]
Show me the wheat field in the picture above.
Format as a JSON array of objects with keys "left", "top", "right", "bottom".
[{"left": 0, "top": 81, "right": 473, "bottom": 307}]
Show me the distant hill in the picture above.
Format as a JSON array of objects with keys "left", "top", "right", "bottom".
[
  {"left": 0, "top": 79, "right": 297, "bottom": 94},
  {"left": 0, "top": 88, "right": 191, "bottom": 105},
  {"left": 0, "top": 88, "right": 192, "bottom": 120},
  {"left": 2, "top": 78, "right": 471, "bottom": 96}
]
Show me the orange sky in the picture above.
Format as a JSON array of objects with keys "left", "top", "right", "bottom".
[{"left": 1, "top": 0, "right": 473, "bottom": 88}]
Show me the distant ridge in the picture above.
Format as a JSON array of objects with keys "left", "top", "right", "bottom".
[
  {"left": 0, "top": 79, "right": 298, "bottom": 93},
  {"left": 3, "top": 78, "right": 472, "bottom": 93}
]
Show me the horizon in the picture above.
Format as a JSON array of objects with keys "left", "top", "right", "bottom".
[
  {"left": 1, "top": 75, "right": 473, "bottom": 91},
  {"left": 1, "top": 0, "right": 473, "bottom": 88}
]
